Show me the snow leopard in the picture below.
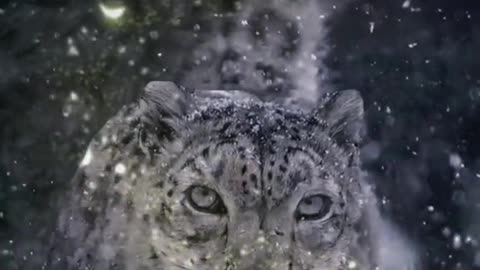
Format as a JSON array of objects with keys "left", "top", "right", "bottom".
[{"left": 47, "top": 81, "right": 367, "bottom": 270}]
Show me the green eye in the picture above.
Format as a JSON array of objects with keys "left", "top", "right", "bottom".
[
  {"left": 185, "top": 185, "right": 227, "bottom": 215},
  {"left": 295, "top": 194, "right": 333, "bottom": 221}
]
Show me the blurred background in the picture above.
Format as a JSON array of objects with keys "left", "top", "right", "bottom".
[{"left": 0, "top": 0, "right": 479, "bottom": 269}]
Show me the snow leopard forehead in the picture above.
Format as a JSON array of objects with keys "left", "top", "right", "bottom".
[
  {"left": 189, "top": 92, "right": 323, "bottom": 142},
  {"left": 138, "top": 82, "right": 364, "bottom": 214},
  {"left": 140, "top": 82, "right": 362, "bottom": 163}
]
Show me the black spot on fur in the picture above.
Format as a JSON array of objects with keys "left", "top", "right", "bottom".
[
  {"left": 186, "top": 234, "right": 206, "bottom": 244},
  {"left": 76, "top": 170, "right": 87, "bottom": 189},
  {"left": 168, "top": 175, "right": 178, "bottom": 186},
  {"left": 82, "top": 209, "right": 96, "bottom": 229},
  {"left": 182, "top": 158, "right": 195, "bottom": 170},
  {"left": 250, "top": 174, "right": 257, "bottom": 183},
  {"left": 128, "top": 117, "right": 140, "bottom": 127},
  {"left": 126, "top": 198, "right": 134, "bottom": 210},
  {"left": 201, "top": 147, "right": 210, "bottom": 158},
  {"left": 167, "top": 189, "right": 174, "bottom": 197},
  {"left": 143, "top": 214, "right": 150, "bottom": 223},
  {"left": 275, "top": 118, "right": 285, "bottom": 127},
  {"left": 223, "top": 105, "right": 235, "bottom": 116},
  {"left": 121, "top": 133, "right": 134, "bottom": 145},
  {"left": 291, "top": 134, "right": 301, "bottom": 141},
  {"left": 279, "top": 165, "right": 287, "bottom": 173},
  {"left": 288, "top": 170, "right": 308, "bottom": 190},
  {"left": 241, "top": 164, "right": 247, "bottom": 175},
  {"left": 149, "top": 246, "right": 159, "bottom": 260},
  {"left": 154, "top": 181, "right": 164, "bottom": 189},
  {"left": 219, "top": 122, "right": 232, "bottom": 133},
  {"left": 267, "top": 171, "right": 273, "bottom": 181},
  {"left": 105, "top": 164, "right": 112, "bottom": 172},
  {"left": 159, "top": 203, "right": 172, "bottom": 216},
  {"left": 114, "top": 175, "right": 122, "bottom": 184},
  {"left": 348, "top": 154, "right": 355, "bottom": 166}
]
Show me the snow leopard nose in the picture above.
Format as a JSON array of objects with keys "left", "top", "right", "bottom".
[
  {"left": 227, "top": 211, "right": 292, "bottom": 259},
  {"left": 228, "top": 211, "right": 261, "bottom": 245},
  {"left": 228, "top": 210, "right": 292, "bottom": 247}
]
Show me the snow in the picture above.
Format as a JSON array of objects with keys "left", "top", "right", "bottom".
[
  {"left": 114, "top": 163, "right": 127, "bottom": 175},
  {"left": 80, "top": 148, "right": 93, "bottom": 167},
  {"left": 99, "top": 3, "right": 126, "bottom": 20}
]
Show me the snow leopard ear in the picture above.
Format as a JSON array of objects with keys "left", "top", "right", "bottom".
[
  {"left": 314, "top": 90, "right": 366, "bottom": 145},
  {"left": 138, "top": 81, "right": 190, "bottom": 156},
  {"left": 140, "top": 81, "right": 189, "bottom": 119}
]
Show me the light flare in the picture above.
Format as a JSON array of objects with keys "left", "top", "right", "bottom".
[{"left": 99, "top": 3, "right": 126, "bottom": 20}]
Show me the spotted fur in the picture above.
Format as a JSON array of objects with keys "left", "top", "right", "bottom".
[{"left": 47, "top": 81, "right": 367, "bottom": 270}]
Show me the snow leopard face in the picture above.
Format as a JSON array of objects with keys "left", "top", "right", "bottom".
[{"left": 49, "top": 81, "right": 366, "bottom": 270}]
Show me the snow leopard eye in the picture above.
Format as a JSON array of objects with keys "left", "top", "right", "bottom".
[
  {"left": 295, "top": 194, "right": 333, "bottom": 221},
  {"left": 185, "top": 185, "right": 227, "bottom": 215}
]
